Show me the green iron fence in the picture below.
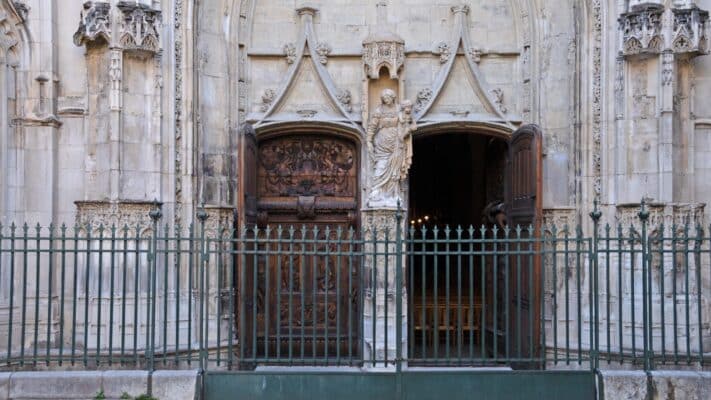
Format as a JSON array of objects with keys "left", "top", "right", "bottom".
[{"left": 0, "top": 201, "right": 709, "bottom": 371}]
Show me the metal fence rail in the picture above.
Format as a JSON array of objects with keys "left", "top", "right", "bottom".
[{"left": 0, "top": 202, "right": 709, "bottom": 371}]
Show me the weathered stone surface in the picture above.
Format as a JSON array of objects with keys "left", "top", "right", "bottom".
[
  {"left": 9, "top": 371, "right": 102, "bottom": 399},
  {"left": 151, "top": 370, "right": 199, "bottom": 400},
  {"left": 102, "top": 370, "right": 149, "bottom": 399},
  {"left": 0, "top": 373, "right": 10, "bottom": 400},
  {"left": 601, "top": 370, "right": 649, "bottom": 400},
  {"left": 600, "top": 370, "right": 711, "bottom": 400}
]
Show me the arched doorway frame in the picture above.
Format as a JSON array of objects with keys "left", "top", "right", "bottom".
[
  {"left": 406, "top": 121, "right": 516, "bottom": 219},
  {"left": 242, "top": 121, "right": 366, "bottom": 228}
]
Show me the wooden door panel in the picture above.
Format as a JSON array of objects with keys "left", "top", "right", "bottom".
[
  {"left": 240, "top": 133, "right": 360, "bottom": 362},
  {"left": 504, "top": 124, "right": 543, "bottom": 367}
]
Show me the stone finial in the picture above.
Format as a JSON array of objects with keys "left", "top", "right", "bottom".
[
  {"left": 116, "top": 1, "right": 162, "bottom": 54},
  {"left": 73, "top": 1, "right": 111, "bottom": 47},
  {"left": 363, "top": 2, "right": 405, "bottom": 80},
  {"left": 376, "top": 1, "right": 388, "bottom": 25}
]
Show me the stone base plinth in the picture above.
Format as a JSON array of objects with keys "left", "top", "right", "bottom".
[{"left": 361, "top": 208, "right": 408, "bottom": 368}]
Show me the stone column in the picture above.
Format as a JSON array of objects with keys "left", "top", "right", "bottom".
[
  {"left": 658, "top": 50, "right": 675, "bottom": 203},
  {"left": 362, "top": 208, "right": 407, "bottom": 369}
]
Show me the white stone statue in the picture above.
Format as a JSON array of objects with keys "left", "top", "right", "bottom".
[{"left": 367, "top": 89, "right": 417, "bottom": 208}]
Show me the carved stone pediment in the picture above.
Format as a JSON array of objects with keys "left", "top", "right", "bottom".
[
  {"left": 671, "top": 6, "right": 709, "bottom": 55},
  {"left": 619, "top": 4, "right": 664, "bottom": 57},
  {"left": 412, "top": 4, "right": 516, "bottom": 128},
  {"left": 117, "top": 1, "right": 161, "bottom": 54},
  {"left": 619, "top": 4, "right": 709, "bottom": 58},
  {"left": 73, "top": 1, "right": 111, "bottom": 47},
  {"left": 252, "top": 6, "right": 360, "bottom": 130}
]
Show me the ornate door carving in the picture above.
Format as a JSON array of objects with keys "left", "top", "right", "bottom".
[
  {"left": 504, "top": 124, "right": 543, "bottom": 367},
  {"left": 239, "top": 133, "right": 360, "bottom": 363}
]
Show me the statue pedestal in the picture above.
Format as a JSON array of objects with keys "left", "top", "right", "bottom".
[{"left": 362, "top": 208, "right": 408, "bottom": 369}]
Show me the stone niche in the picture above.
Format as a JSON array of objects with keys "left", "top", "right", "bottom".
[
  {"left": 74, "top": 1, "right": 163, "bottom": 206},
  {"left": 362, "top": 2, "right": 405, "bottom": 124}
]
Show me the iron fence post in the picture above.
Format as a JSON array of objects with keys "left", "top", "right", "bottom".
[
  {"left": 148, "top": 201, "right": 163, "bottom": 371},
  {"left": 638, "top": 199, "right": 652, "bottom": 371},
  {"left": 395, "top": 201, "right": 404, "bottom": 400},
  {"left": 395, "top": 201, "right": 403, "bottom": 372},
  {"left": 197, "top": 205, "right": 209, "bottom": 372},
  {"left": 589, "top": 199, "right": 602, "bottom": 371}
]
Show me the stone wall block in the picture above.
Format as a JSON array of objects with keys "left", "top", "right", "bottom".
[
  {"left": 102, "top": 371, "right": 149, "bottom": 399},
  {"left": 600, "top": 370, "right": 649, "bottom": 400},
  {"left": 151, "top": 370, "right": 199, "bottom": 400},
  {"left": 0, "top": 373, "right": 9, "bottom": 400},
  {"left": 9, "top": 371, "right": 102, "bottom": 400}
]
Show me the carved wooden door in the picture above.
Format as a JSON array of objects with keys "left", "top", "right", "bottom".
[
  {"left": 239, "top": 133, "right": 360, "bottom": 363},
  {"left": 504, "top": 124, "right": 543, "bottom": 368}
]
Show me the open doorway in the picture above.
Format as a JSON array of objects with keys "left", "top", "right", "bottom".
[
  {"left": 407, "top": 126, "right": 544, "bottom": 367},
  {"left": 407, "top": 132, "right": 508, "bottom": 364},
  {"left": 408, "top": 133, "right": 507, "bottom": 227}
]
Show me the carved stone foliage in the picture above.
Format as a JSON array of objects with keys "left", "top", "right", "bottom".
[
  {"left": 283, "top": 42, "right": 296, "bottom": 64},
  {"left": 257, "top": 136, "right": 357, "bottom": 198},
  {"left": 542, "top": 208, "right": 577, "bottom": 236},
  {"left": 117, "top": 1, "right": 161, "bottom": 54},
  {"left": 75, "top": 201, "right": 160, "bottom": 234},
  {"left": 592, "top": 0, "right": 602, "bottom": 197},
  {"left": 73, "top": 1, "right": 111, "bottom": 47},
  {"left": 490, "top": 88, "right": 507, "bottom": 114},
  {"left": 315, "top": 41, "right": 331, "bottom": 65},
  {"left": 436, "top": 42, "right": 451, "bottom": 64},
  {"left": 174, "top": 0, "right": 184, "bottom": 228},
  {"left": 614, "top": 202, "right": 706, "bottom": 233},
  {"left": 414, "top": 88, "right": 432, "bottom": 114},
  {"left": 468, "top": 47, "right": 482, "bottom": 64},
  {"left": 336, "top": 89, "right": 352, "bottom": 112},
  {"left": 260, "top": 88, "right": 276, "bottom": 112},
  {"left": 198, "top": 207, "right": 236, "bottom": 239}
]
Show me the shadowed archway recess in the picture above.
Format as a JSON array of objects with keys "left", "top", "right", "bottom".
[{"left": 408, "top": 130, "right": 510, "bottom": 228}]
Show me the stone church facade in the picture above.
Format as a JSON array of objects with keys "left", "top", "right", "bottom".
[
  {"left": 0, "top": 0, "right": 711, "bottom": 392},
  {"left": 0, "top": 0, "right": 708, "bottom": 230}
]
